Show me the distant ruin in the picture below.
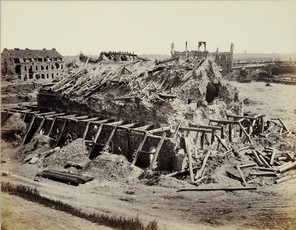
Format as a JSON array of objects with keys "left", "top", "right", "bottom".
[
  {"left": 171, "top": 41, "right": 234, "bottom": 76},
  {"left": 1, "top": 48, "right": 65, "bottom": 81}
]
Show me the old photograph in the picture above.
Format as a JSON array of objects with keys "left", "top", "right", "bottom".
[{"left": 1, "top": 1, "right": 296, "bottom": 229}]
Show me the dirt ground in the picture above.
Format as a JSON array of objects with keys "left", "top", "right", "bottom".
[{"left": 1, "top": 193, "right": 112, "bottom": 230}]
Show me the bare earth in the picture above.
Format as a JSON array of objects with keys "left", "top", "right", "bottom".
[{"left": 1, "top": 193, "right": 111, "bottom": 230}]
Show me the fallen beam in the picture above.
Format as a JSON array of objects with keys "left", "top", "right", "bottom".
[{"left": 177, "top": 187, "right": 257, "bottom": 192}]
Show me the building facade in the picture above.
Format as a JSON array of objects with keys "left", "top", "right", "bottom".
[
  {"left": 214, "top": 43, "right": 234, "bottom": 76},
  {"left": 1, "top": 48, "right": 65, "bottom": 81},
  {"left": 171, "top": 41, "right": 234, "bottom": 76}
]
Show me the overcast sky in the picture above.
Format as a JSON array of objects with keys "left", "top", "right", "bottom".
[{"left": 1, "top": 1, "right": 296, "bottom": 55}]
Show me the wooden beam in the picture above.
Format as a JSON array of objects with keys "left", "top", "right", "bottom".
[
  {"left": 149, "top": 133, "right": 166, "bottom": 170},
  {"left": 132, "top": 132, "right": 148, "bottom": 165},
  {"left": 177, "top": 187, "right": 257, "bottom": 192},
  {"left": 179, "top": 127, "right": 212, "bottom": 133},
  {"left": 238, "top": 122, "right": 252, "bottom": 143},
  {"left": 44, "top": 113, "right": 66, "bottom": 118},
  {"left": 236, "top": 166, "right": 247, "bottom": 187},
  {"left": 215, "top": 134, "right": 229, "bottom": 151},
  {"left": 133, "top": 124, "right": 154, "bottom": 131},
  {"left": 119, "top": 123, "right": 137, "bottom": 128},
  {"left": 82, "top": 122, "right": 90, "bottom": 139},
  {"left": 105, "top": 120, "right": 124, "bottom": 126},
  {"left": 54, "top": 119, "right": 67, "bottom": 147},
  {"left": 209, "top": 119, "right": 238, "bottom": 125},
  {"left": 278, "top": 118, "right": 289, "bottom": 132},
  {"left": 103, "top": 127, "right": 117, "bottom": 152},
  {"left": 22, "top": 115, "right": 36, "bottom": 144},
  {"left": 47, "top": 117, "right": 57, "bottom": 137},
  {"left": 80, "top": 117, "right": 100, "bottom": 122},
  {"left": 184, "top": 137, "right": 194, "bottom": 183},
  {"left": 195, "top": 150, "right": 211, "bottom": 180},
  {"left": 148, "top": 126, "right": 171, "bottom": 134},
  {"left": 35, "top": 117, "right": 45, "bottom": 135}
]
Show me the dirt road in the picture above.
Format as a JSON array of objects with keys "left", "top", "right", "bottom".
[
  {"left": 2, "top": 171, "right": 296, "bottom": 230},
  {"left": 1, "top": 193, "right": 112, "bottom": 230}
]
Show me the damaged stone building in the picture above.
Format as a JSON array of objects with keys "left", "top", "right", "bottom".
[
  {"left": 1, "top": 48, "right": 65, "bottom": 81},
  {"left": 171, "top": 41, "right": 234, "bottom": 76}
]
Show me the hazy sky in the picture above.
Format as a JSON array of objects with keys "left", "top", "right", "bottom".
[{"left": 1, "top": 1, "right": 296, "bottom": 55}]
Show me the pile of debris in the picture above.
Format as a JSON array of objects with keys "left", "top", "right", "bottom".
[{"left": 38, "top": 56, "right": 240, "bottom": 125}]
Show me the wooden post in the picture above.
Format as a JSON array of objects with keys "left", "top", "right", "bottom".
[
  {"left": 221, "top": 125, "right": 224, "bottom": 139},
  {"left": 260, "top": 116, "right": 264, "bottom": 134},
  {"left": 48, "top": 117, "right": 57, "bottom": 137},
  {"left": 195, "top": 150, "right": 211, "bottom": 180},
  {"left": 132, "top": 132, "right": 148, "bottom": 165},
  {"left": 103, "top": 127, "right": 117, "bottom": 151},
  {"left": 184, "top": 137, "right": 194, "bottom": 183},
  {"left": 54, "top": 119, "right": 67, "bottom": 147},
  {"left": 35, "top": 117, "right": 45, "bottom": 135},
  {"left": 238, "top": 122, "right": 252, "bottom": 143},
  {"left": 236, "top": 166, "right": 247, "bottom": 187},
  {"left": 211, "top": 129, "right": 215, "bottom": 144},
  {"left": 149, "top": 132, "right": 166, "bottom": 170},
  {"left": 200, "top": 132, "right": 205, "bottom": 149},
  {"left": 22, "top": 115, "right": 36, "bottom": 145},
  {"left": 82, "top": 122, "right": 90, "bottom": 139},
  {"left": 89, "top": 124, "right": 104, "bottom": 156},
  {"left": 228, "top": 124, "right": 232, "bottom": 142}
]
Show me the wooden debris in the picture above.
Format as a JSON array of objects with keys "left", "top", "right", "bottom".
[
  {"left": 184, "top": 137, "right": 194, "bottom": 183},
  {"left": 177, "top": 187, "right": 257, "bottom": 192},
  {"left": 275, "top": 174, "right": 296, "bottom": 184},
  {"left": 249, "top": 172, "right": 277, "bottom": 177},
  {"left": 278, "top": 162, "right": 296, "bottom": 173},
  {"left": 195, "top": 150, "right": 211, "bottom": 180},
  {"left": 236, "top": 166, "right": 247, "bottom": 187}
]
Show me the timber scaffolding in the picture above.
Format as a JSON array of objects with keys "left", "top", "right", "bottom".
[{"left": 2, "top": 104, "right": 283, "bottom": 171}]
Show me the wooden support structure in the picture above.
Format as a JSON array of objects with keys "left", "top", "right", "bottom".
[
  {"left": 35, "top": 117, "right": 46, "bottom": 135},
  {"left": 237, "top": 122, "right": 252, "bottom": 143},
  {"left": 47, "top": 117, "right": 57, "bottom": 137},
  {"left": 22, "top": 115, "right": 36, "bottom": 145},
  {"left": 252, "top": 150, "right": 264, "bottom": 166},
  {"left": 103, "top": 127, "right": 117, "bottom": 152},
  {"left": 215, "top": 134, "right": 229, "bottom": 151},
  {"left": 148, "top": 126, "right": 171, "bottom": 134},
  {"left": 132, "top": 132, "right": 148, "bottom": 165},
  {"left": 54, "top": 119, "right": 67, "bottom": 147},
  {"left": 82, "top": 122, "right": 90, "bottom": 139},
  {"left": 149, "top": 132, "right": 166, "bottom": 170},
  {"left": 89, "top": 124, "right": 104, "bottom": 155},
  {"left": 195, "top": 150, "right": 211, "bottom": 180},
  {"left": 184, "top": 137, "right": 194, "bottom": 183}
]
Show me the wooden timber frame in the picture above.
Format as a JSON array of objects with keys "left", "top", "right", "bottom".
[{"left": 2, "top": 106, "right": 173, "bottom": 170}]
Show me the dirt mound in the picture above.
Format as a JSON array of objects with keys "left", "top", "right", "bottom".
[
  {"left": 43, "top": 138, "right": 89, "bottom": 169},
  {"left": 83, "top": 153, "right": 143, "bottom": 182},
  {"left": 19, "top": 134, "right": 52, "bottom": 159},
  {"left": 2, "top": 113, "right": 27, "bottom": 133}
]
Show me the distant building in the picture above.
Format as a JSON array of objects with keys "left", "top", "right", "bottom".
[
  {"left": 214, "top": 43, "right": 234, "bottom": 76},
  {"left": 171, "top": 41, "right": 234, "bottom": 76},
  {"left": 171, "top": 41, "right": 209, "bottom": 60},
  {"left": 1, "top": 48, "right": 65, "bottom": 81}
]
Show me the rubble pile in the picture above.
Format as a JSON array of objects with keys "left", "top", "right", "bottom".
[{"left": 39, "top": 56, "right": 240, "bottom": 125}]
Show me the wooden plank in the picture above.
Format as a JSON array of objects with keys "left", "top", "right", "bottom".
[
  {"left": 173, "top": 122, "right": 181, "bottom": 139},
  {"left": 132, "top": 132, "right": 148, "bottom": 165},
  {"left": 149, "top": 133, "right": 166, "bottom": 170},
  {"left": 238, "top": 122, "right": 252, "bottom": 143},
  {"left": 228, "top": 124, "right": 233, "bottom": 142},
  {"left": 226, "top": 113, "right": 258, "bottom": 120},
  {"left": 184, "top": 137, "right": 194, "bottom": 183},
  {"left": 236, "top": 166, "right": 247, "bottom": 187},
  {"left": 119, "top": 123, "right": 137, "bottom": 128},
  {"left": 105, "top": 120, "right": 124, "bottom": 126},
  {"left": 252, "top": 150, "right": 264, "bottom": 166},
  {"left": 133, "top": 124, "right": 154, "bottom": 131},
  {"left": 103, "top": 127, "right": 117, "bottom": 152},
  {"left": 270, "top": 149, "right": 276, "bottom": 165},
  {"left": 249, "top": 172, "right": 277, "bottom": 177},
  {"left": 92, "top": 119, "right": 112, "bottom": 124},
  {"left": 195, "top": 150, "right": 211, "bottom": 180},
  {"left": 278, "top": 118, "right": 289, "bottom": 132},
  {"left": 239, "top": 163, "right": 256, "bottom": 168},
  {"left": 35, "top": 111, "right": 56, "bottom": 116},
  {"left": 177, "top": 187, "right": 257, "bottom": 192},
  {"left": 209, "top": 119, "right": 238, "bottom": 125},
  {"left": 215, "top": 134, "right": 229, "bottom": 151},
  {"left": 148, "top": 126, "right": 171, "bottom": 134},
  {"left": 82, "top": 122, "right": 91, "bottom": 139},
  {"left": 179, "top": 127, "right": 212, "bottom": 133},
  {"left": 35, "top": 117, "right": 45, "bottom": 135},
  {"left": 47, "top": 117, "right": 57, "bottom": 137},
  {"left": 44, "top": 113, "right": 66, "bottom": 118},
  {"left": 54, "top": 119, "right": 67, "bottom": 147},
  {"left": 22, "top": 115, "right": 36, "bottom": 144},
  {"left": 80, "top": 117, "right": 100, "bottom": 122}
]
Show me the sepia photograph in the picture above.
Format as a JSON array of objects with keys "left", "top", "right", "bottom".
[{"left": 1, "top": 1, "right": 296, "bottom": 229}]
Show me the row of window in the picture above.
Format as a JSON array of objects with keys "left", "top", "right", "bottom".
[
  {"left": 19, "top": 72, "right": 60, "bottom": 81},
  {"left": 13, "top": 57, "right": 63, "bottom": 63},
  {"left": 22, "top": 63, "right": 64, "bottom": 71}
]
